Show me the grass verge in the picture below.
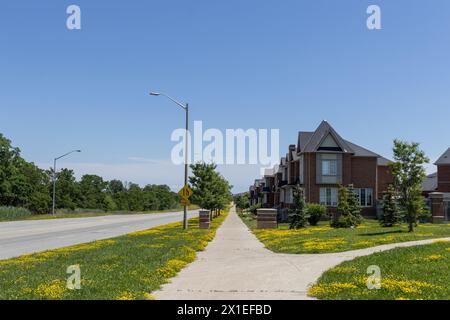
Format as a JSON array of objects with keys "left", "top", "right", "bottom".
[
  {"left": 0, "top": 210, "right": 227, "bottom": 300},
  {"left": 240, "top": 213, "right": 450, "bottom": 253},
  {"left": 308, "top": 240, "right": 450, "bottom": 300}
]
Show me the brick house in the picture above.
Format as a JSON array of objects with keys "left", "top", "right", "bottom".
[
  {"left": 422, "top": 148, "right": 450, "bottom": 195},
  {"left": 251, "top": 121, "right": 393, "bottom": 217},
  {"left": 421, "top": 148, "right": 450, "bottom": 222},
  {"left": 249, "top": 179, "right": 264, "bottom": 206}
]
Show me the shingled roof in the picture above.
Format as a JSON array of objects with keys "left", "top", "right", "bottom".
[
  {"left": 297, "top": 120, "right": 354, "bottom": 153},
  {"left": 422, "top": 172, "right": 438, "bottom": 192},
  {"left": 296, "top": 120, "right": 390, "bottom": 164},
  {"left": 435, "top": 147, "right": 450, "bottom": 165}
]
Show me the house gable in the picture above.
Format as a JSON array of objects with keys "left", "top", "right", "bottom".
[
  {"left": 300, "top": 120, "right": 354, "bottom": 154},
  {"left": 318, "top": 134, "right": 343, "bottom": 152}
]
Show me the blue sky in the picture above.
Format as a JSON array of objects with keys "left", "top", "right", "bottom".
[{"left": 1, "top": 0, "right": 450, "bottom": 192}]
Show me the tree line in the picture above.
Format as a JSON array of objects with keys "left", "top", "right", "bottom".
[{"left": 0, "top": 133, "right": 180, "bottom": 214}]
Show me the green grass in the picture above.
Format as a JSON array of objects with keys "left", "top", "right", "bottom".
[
  {"left": 240, "top": 213, "right": 450, "bottom": 253},
  {"left": 308, "top": 241, "right": 450, "bottom": 300},
  {"left": 0, "top": 205, "right": 200, "bottom": 222},
  {"left": 0, "top": 211, "right": 227, "bottom": 300},
  {"left": 0, "top": 206, "right": 32, "bottom": 220}
]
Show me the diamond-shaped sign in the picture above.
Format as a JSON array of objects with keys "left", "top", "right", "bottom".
[{"left": 178, "top": 185, "right": 193, "bottom": 199}]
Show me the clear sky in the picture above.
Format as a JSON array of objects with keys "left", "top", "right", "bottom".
[{"left": 1, "top": 0, "right": 449, "bottom": 193}]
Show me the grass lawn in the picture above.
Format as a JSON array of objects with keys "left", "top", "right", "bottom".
[
  {"left": 240, "top": 213, "right": 450, "bottom": 253},
  {"left": 0, "top": 211, "right": 227, "bottom": 300},
  {"left": 308, "top": 241, "right": 450, "bottom": 300},
  {"left": 0, "top": 205, "right": 200, "bottom": 222}
]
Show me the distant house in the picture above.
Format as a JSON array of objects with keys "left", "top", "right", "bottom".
[
  {"left": 422, "top": 148, "right": 450, "bottom": 195},
  {"left": 422, "top": 148, "right": 450, "bottom": 222},
  {"left": 249, "top": 121, "right": 393, "bottom": 217}
]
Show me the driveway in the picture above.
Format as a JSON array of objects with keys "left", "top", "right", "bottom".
[
  {"left": 155, "top": 207, "right": 450, "bottom": 300},
  {"left": 0, "top": 210, "right": 198, "bottom": 260}
]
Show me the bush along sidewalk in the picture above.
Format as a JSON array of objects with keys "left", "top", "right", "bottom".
[{"left": 0, "top": 210, "right": 229, "bottom": 300}]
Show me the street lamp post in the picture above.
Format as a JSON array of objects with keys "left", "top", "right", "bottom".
[
  {"left": 150, "top": 91, "right": 189, "bottom": 230},
  {"left": 52, "top": 150, "right": 81, "bottom": 215}
]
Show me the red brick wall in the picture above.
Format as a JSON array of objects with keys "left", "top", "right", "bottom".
[
  {"left": 303, "top": 153, "right": 378, "bottom": 216},
  {"left": 350, "top": 157, "right": 377, "bottom": 190},
  {"left": 438, "top": 165, "right": 450, "bottom": 192},
  {"left": 342, "top": 154, "right": 353, "bottom": 185},
  {"left": 350, "top": 157, "right": 377, "bottom": 216},
  {"left": 377, "top": 165, "right": 393, "bottom": 199},
  {"left": 303, "top": 153, "right": 317, "bottom": 203}
]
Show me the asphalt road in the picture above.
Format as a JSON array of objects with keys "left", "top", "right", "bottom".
[{"left": 0, "top": 210, "right": 198, "bottom": 260}]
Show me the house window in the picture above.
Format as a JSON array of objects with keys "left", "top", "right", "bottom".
[
  {"left": 322, "top": 160, "right": 337, "bottom": 176},
  {"left": 285, "top": 188, "right": 293, "bottom": 204},
  {"left": 353, "top": 188, "right": 373, "bottom": 207},
  {"left": 320, "top": 188, "right": 338, "bottom": 206}
]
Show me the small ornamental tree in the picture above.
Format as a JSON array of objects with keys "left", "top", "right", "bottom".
[
  {"left": 331, "top": 185, "right": 362, "bottom": 228},
  {"left": 347, "top": 185, "right": 362, "bottom": 225},
  {"left": 189, "top": 162, "right": 232, "bottom": 218},
  {"left": 389, "top": 140, "right": 429, "bottom": 232},
  {"left": 380, "top": 184, "right": 402, "bottom": 227},
  {"left": 289, "top": 185, "right": 308, "bottom": 229}
]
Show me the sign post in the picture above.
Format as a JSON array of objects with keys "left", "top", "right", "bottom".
[{"left": 178, "top": 185, "right": 193, "bottom": 229}]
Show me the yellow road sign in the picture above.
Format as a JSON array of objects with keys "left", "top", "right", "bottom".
[
  {"left": 180, "top": 198, "right": 191, "bottom": 206},
  {"left": 178, "top": 185, "right": 193, "bottom": 199}
]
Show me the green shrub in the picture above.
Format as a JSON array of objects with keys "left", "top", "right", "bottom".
[
  {"left": 306, "top": 203, "right": 327, "bottom": 226},
  {"left": 249, "top": 203, "right": 261, "bottom": 215},
  {"left": 0, "top": 206, "right": 33, "bottom": 219}
]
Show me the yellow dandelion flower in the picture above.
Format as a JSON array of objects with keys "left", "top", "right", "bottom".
[{"left": 35, "top": 280, "right": 66, "bottom": 299}]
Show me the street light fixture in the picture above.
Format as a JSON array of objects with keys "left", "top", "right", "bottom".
[
  {"left": 52, "top": 150, "right": 81, "bottom": 215},
  {"left": 150, "top": 91, "right": 189, "bottom": 230}
]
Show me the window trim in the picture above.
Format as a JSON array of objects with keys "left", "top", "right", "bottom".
[
  {"left": 320, "top": 187, "right": 338, "bottom": 207},
  {"left": 353, "top": 188, "right": 373, "bottom": 207},
  {"left": 322, "top": 159, "right": 338, "bottom": 176}
]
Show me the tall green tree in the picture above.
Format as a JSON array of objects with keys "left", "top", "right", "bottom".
[
  {"left": 380, "top": 184, "right": 402, "bottom": 227},
  {"left": 189, "top": 162, "right": 232, "bottom": 214},
  {"left": 79, "top": 175, "right": 107, "bottom": 209},
  {"left": 189, "top": 163, "right": 217, "bottom": 211},
  {"left": 289, "top": 185, "right": 308, "bottom": 229},
  {"left": 0, "top": 134, "right": 51, "bottom": 214},
  {"left": 126, "top": 183, "right": 145, "bottom": 211},
  {"left": 390, "top": 140, "right": 429, "bottom": 232},
  {"left": 48, "top": 168, "right": 80, "bottom": 211}
]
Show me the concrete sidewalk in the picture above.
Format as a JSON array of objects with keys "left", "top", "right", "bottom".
[{"left": 154, "top": 207, "right": 450, "bottom": 300}]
